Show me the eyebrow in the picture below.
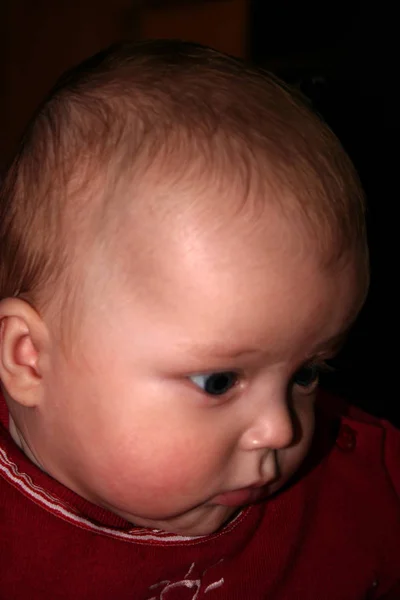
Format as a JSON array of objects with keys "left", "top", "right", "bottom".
[
  {"left": 182, "top": 330, "right": 350, "bottom": 362},
  {"left": 311, "top": 331, "right": 349, "bottom": 357},
  {"left": 185, "top": 344, "right": 262, "bottom": 360}
]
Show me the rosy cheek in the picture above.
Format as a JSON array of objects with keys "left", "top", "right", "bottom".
[
  {"left": 97, "top": 435, "right": 212, "bottom": 502},
  {"left": 139, "top": 445, "right": 214, "bottom": 495}
]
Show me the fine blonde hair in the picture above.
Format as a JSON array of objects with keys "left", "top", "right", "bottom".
[{"left": 0, "top": 40, "right": 367, "bottom": 330}]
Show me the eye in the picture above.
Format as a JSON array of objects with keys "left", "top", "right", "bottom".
[
  {"left": 189, "top": 372, "right": 239, "bottom": 396},
  {"left": 292, "top": 363, "right": 320, "bottom": 390}
]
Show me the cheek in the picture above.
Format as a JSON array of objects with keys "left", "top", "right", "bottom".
[
  {"left": 277, "top": 397, "right": 316, "bottom": 481},
  {"left": 81, "top": 383, "right": 231, "bottom": 493},
  {"left": 85, "top": 421, "right": 224, "bottom": 513},
  {"left": 51, "top": 352, "right": 233, "bottom": 513},
  {"left": 294, "top": 396, "right": 316, "bottom": 448}
]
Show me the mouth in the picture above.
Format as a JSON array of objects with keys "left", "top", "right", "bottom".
[{"left": 212, "top": 483, "right": 269, "bottom": 508}]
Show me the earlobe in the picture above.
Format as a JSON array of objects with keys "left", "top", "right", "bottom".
[{"left": 0, "top": 298, "right": 48, "bottom": 407}]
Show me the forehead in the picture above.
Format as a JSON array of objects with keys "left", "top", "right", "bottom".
[
  {"left": 85, "top": 184, "right": 363, "bottom": 365},
  {"left": 111, "top": 175, "right": 358, "bottom": 285},
  {"left": 112, "top": 172, "right": 308, "bottom": 268},
  {"left": 153, "top": 243, "right": 356, "bottom": 357}
]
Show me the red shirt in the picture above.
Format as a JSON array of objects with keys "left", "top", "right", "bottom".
[{"left": 1, "top": 391, "right": 399, "bottom": 599}]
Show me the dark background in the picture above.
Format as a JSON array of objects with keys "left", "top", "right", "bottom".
[
  {"left": 0, "top": 0, "right": 398, "bottom": 424},
  {"left": 251, "top": 1, "right": 398, "bottom": 426}
]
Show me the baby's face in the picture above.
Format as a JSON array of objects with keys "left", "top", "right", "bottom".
[{"left": 35, "top": 188, "right": 362, "bottom": 536}]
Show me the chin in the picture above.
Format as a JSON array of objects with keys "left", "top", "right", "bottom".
[{"left": 134, "top": 505, "right": 238, "bottom": 538}]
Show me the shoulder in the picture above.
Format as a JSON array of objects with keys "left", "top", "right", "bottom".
[
  {"left": 291, "top": 391, "right": 400, "bottom": 593},
  {"left": 315, "top": 390, "right": 400, "bottom": 502}
]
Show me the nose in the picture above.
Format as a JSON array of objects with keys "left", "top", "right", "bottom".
[{"left": 238, "top": 398, "right": 294, "bottom": 451}]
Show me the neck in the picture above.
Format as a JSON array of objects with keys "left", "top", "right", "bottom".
[{"left": 8, "top": 406, "right": 44, "bottom": 471}]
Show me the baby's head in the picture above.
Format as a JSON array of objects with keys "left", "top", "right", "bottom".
[{"left": 0, "top": 41, "right": 368, "bottom": 536}]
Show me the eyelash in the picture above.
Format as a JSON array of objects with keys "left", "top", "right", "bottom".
[
  {"left": 188, "top": 360, "right": 334, "bottom": 397},
  {"left": 290, "top": 360, "right": 332, "bottom": 392},
  {"left": 189, "top": 371, "right": 240, "bottom": 397}
]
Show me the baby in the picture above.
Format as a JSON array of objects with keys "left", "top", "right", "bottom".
[{"left": 0, "top": 40, "right": 399, "bottom": 599}]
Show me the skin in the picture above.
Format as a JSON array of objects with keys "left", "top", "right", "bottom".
[{"left": 0, "top": 183, "right": 363, "bottom": 537}]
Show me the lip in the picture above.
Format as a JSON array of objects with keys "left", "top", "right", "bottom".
[{"left": 213, "top": 484, "right": 269, "bottom": 507}]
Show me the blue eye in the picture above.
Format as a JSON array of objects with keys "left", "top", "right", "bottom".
[
  {"left": 292, "top": 364, "right": 319, "bottom": 389},
  {"left": 190, "top": 372, "right": 238, "bottom": 396}
]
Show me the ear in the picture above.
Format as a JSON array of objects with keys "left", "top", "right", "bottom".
[{"left": 0, "top": 298, "right": 49, "bottom": 408}]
